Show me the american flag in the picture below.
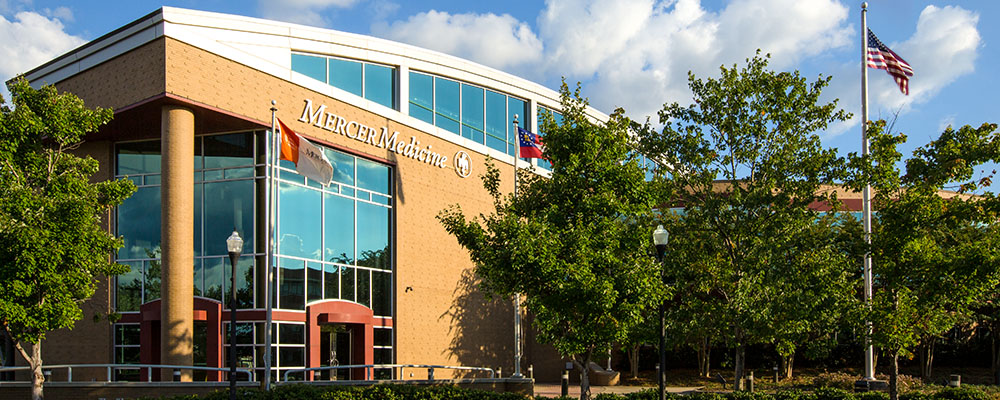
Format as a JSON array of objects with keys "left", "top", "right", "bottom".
[{"left": 867, "top": 28, "right": 914, "bottom": 95}]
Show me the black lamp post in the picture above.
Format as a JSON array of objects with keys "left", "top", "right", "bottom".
[
  {"left": 652, "top": 225, "right": 669, "bottom": 400},
  {"left": 226, "top": 231, "right": 243, "bottom": 400}
]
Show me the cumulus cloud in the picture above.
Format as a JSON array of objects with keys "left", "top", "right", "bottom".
[
  {"left": 257, "top": 0, "right": 359, "bottom": 27},
  {"left": 0, "top": 10, "right": 85, "bottom": 100},
  {"left": 373, "top": 10, "right": 543, "bottom": 74},
  {"left": 535, "top": 0, "right": 852, "bottom": 118},
  {"left": 873, "top": 5, "right": 980, "bottom": 111}
]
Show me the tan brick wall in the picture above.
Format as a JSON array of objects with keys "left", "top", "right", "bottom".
[{"left": 52, "top": 39, "right": 166, "bottom": 111}]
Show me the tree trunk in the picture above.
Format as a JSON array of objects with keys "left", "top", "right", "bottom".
[
  {"left": 31, "top": 342, "right": 43, "bottom": 400},
  {"left": 993, "top": 327, "right": 1000, "bottom": 385},
  {"left": 919, "top": 339, "right": 935, "bottom": 382},
  {"left": 781, "top": 352, "right": 794, "bottom": 380},
  {"left": 734, "top": 334, "right": 746, "bottom": 391},
  {"left": 575, "top": 351, "right": 593, "bottom": 400},
  {"left": 698, "top": 337, "right": 711, "bottom": 378},
  {"left": 628, "top": 344, "right": 640, "bottom": 379},
  {"left": 889, "top": 353, "right": 899, "bottom": 400}
]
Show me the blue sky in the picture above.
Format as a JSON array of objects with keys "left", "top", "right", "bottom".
[{"left": 1, "top": 0, "right": 997, "bottom": 191}]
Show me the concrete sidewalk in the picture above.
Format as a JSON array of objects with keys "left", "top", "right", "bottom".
[{"left": 533, "top": 383, "right": 703, "bottom": 398}]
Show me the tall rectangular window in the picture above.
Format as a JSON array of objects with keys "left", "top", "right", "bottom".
[
  {"left": 408, "top": 72, "right": 434, "bottom": 124},
  {"left": 435, "top": 77, "right": 461, "bottom": 134},
  {"left": 329, "top": 58, "right": 363, "bottom": 97},
  {"left": 461, "top": 85, "right": 484, "bottom": 142},
  {"left": 365, "top": 64, "right": 395, "bottom": 109}
]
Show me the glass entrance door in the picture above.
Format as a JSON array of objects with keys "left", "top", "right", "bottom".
[{"left": 319, "top": 324, "right": 353, "bottom": 380}]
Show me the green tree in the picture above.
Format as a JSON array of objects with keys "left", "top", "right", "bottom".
[
  {"left": 438, "top": 84, "right": 662, "bottom": 400},
  {"left": 639, "top": 52, "right": 854, "bottom": 388},
  {"left": 0, "top": 78, "right": 136, "bottom": 400},
  {"left": 846, "top": 120, "right": 1000, "bottom": 400}
]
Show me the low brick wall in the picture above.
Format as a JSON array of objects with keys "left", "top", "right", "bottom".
[{"left": 0, "top": 378, "right": 534, "bottom": 399}]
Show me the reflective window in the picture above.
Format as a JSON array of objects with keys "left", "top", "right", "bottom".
[
  {"left": 116, "top": 261, "right": 142, "bottom": 312},
  {"left": 409, "top": 72, "right": 434, "bottom": 124},
  {"left": 278, "top": 258, "right": 305, "bottom": 310},
  {"left": 435, "top": 77, "right": 461, "bottom": 134},
  {"left": 326, "top": 148, "right": 355, "bottom": 186},
  {"left": 324, "top": 194, "right": 354, "bottom": 264},
  {"left": 461, "top": 85, "right": 484, "bottom": 142},
  {"left": 485, "top": 90, "right": 507, "bottom": 153},
  {"left": 407, "top": 71, "right": 526, "bottom": 152},
  {"left": 116, "top": 141, "right": 160, "bottom": 176},
  {"left": 536, "top": 106, "right": 562, "bottom": 170},
  {"left": 117, "top": 186, "right": 160, "bottom": 260},
  {"left": 116, "top": 132, "right": 261, "bottom": 310},
  {"left": 291, "top": 54, "right": 326, "bottom": 82},
  {"left": 357, "top": 157, "right": 391, "bottom": 195},
  {"left": 365, "top": 63, "right": 395, "bottom": 108},
  {"left": 279, "top": 182, "right": 322, "bottom": 260},
  {"left": 204, "top": 180, "right": 254, "bottom": 255},
  {"left": 329, "top": 58, "right": 363, "bottom": 97},
  {"left": 357, "top": 202, "right": 390, "bottom": 270},
  {"left": 291, "top": 53, "right": 396, "bottom": 110},
  {"left": 508, "top": 98, "right": 528, "bottom": 156}
]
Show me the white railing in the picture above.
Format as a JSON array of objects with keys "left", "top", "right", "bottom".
[
  {"left": 0, "top": 364, "right": 253, "bottom": 383},
  {"left": 282, "top": 364, "right": 496, "bottom": 382}
]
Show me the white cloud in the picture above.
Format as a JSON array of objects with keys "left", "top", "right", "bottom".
[
  {"left": 372, "top": 10, "right": 543, "bottom": 73},
  {"left": 256, "top": 0, "right": 359, "bottom": 27},
  {"left": 0, "top": 11, "right": 85, "bottom": 100},
  {"left": 536, "top": 0, "right": 852, "bottom": 118},
  {"left": 819, "top": 4, "right": 981, "bottom": 140},
  {"left": 872, "top": 5, "right": 980, "bottom": 111}
]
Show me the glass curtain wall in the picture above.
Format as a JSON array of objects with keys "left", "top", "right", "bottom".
[
  {"left": 275, "top": 146, "right": 394, "bottom": 378},
  {"left": 408, "top": 71, "right": 529, "bottom": 158},
  {"left": 114, "top": 130, "right": 394, "bottom": 380}
]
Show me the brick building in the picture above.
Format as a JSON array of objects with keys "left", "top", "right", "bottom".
[{"left": 10, "top": 6, "right": 592, "bottom": 384}]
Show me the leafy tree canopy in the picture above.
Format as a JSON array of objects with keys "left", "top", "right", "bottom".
[
  {"left": 0, "top": 78, "right": 136, "bottom": 399},
  {"left": 439, "top": 83, "right": 662, "bottom": 400}
]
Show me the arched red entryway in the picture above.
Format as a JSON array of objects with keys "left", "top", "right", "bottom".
[
  {"left": 138, "top": 297, "right": 223, "bottom": 381},
  {"left": 306, "top": 300, "right": 374, "bottom": 380}
]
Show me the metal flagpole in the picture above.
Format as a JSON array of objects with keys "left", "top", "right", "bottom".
[
  {"left": 861, "top": 2, "right": 875, "bottom": 381},
  {"left": 264, "top": 101, "right": 277, "bottom": 389},
  {"left": 512, "top": 115, "right": 523, "bottom": 379}
]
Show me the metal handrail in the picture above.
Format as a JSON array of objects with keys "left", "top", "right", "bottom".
[
  {"left": 283, "top": 364, "right": 496, "bottom": 381},
  {"left": 0, "top": 364, "right": 253, "bottom": 383}
]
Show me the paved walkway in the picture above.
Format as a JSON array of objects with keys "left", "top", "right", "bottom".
[{"left": 533, "top": 383, "right": 703, "bottom": 398}]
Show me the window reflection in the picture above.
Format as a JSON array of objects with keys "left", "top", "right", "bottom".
[
  {"left": 329, "top": 58, "right": 363, "bottom": 97},
  {"left": 278, "top": 258, "right": 305, "bottom": 310},
  {"left": 365, "top": 63, "right": 394, "bottom": 108},
  {"left": 117, "top": 186, "right": 161, "bottom": 260},
  {"left": 279, "top": 182, "right": 321, "bottom": 260},
  {"left": 409, "top": 72, "right": 434, "bottom": 124},
  {"left": 324, "top": 194, "right": 354, "bottom": 264},
  {"left": 435, "top": 77, "right": 460, "bottom": 134},
  {"left": 356, "top": 158, "right": 390, "bottom": 195},
  {"left": 357, "top": 202, "right": 390, "bottom": 270}
]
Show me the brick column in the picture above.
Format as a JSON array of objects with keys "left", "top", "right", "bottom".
[{"left": 160, "top": 105, "right": 195, "bottom": 381}]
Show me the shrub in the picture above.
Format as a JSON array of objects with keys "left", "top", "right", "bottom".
[{"left": 932, "top": 387, "right": 991, "bottom": 400}]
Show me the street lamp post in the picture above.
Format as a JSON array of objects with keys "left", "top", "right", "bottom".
[
  {"left": 226, "top": 231, "right": 243, "bottom": 400},
  {"left": 652, "top": 225, "right": 669, "bottom": 400}
]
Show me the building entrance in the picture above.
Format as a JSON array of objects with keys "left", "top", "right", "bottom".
[{"left": 319, "top": 324, "right": 353, "bottom": 380}]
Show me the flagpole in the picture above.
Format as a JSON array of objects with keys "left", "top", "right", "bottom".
[
  {"left": 861, "top": 2, "right": 875, "bottom": 382},
  {"left": 512, "top": 115, "right": 523, "bottom": 379},
  {"left": 264, "top": 100, "right": 277, "bottom": 389}
]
